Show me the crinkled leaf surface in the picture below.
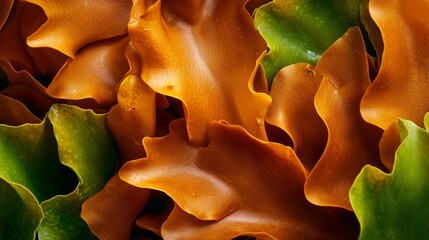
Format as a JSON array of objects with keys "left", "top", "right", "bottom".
[
  {"left": 350, "top": 113, "right": 429, "bottom": 239},
  {"left": 120, "top": 120, "right": 355, "bottom": 239},
  {"left": 37, "top": 104, "right": 119, "bottom": 240},
  {"left": 266, "top": 63, "right": 327, "bottom": 171},
  {"left": 0, "top": 109, "right": 76, "bottom": 202},
  {"left": 254, "top": 0, "right": 362, "bottom": 85},
  {"left": 47, "top": 36, "right": 129, "bottom": 107},
  {"left": 0, "top": 178, "right": 43, "bottom": 240},
  {"left": 361, "top": 0, "right": 429, "bottom": 129},
  {"left": 304, "top": 27, "right": 384, "bottom": 210},
  {"left": 129, "top": 0, "right": 270, "bottom": 145},
  {"left": 25, "top": 0, "right": 132, "bottom": 57}
]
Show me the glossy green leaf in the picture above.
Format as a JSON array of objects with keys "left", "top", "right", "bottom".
[
  {"left": 38, "top": 104, "right": 120, "bottom": 240},
  {"left": 0, "top": 178, "right": 43, "bottom": 240},
  {"left": 0, "top": 112, "right": 76, "bottom": 203},
  {"left": 350, "top": 113, "right": 429, "bottom": 239},
  {"left": 254, "top": 0, "right": 362, "bottom": 85}
]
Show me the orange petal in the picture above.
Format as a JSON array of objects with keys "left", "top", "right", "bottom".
[
  {"left": 47, "top": 36, "right": 129, "bottom": 107},
  {"left": 0, "top": 94, "right": 41, "bottom": 125},
  {"left": 129, "top": 0, "right": 269, "bottom": 145},
  {"left": 2, "top": 84, "right": 53, "bottom": 118},
  {"left": 120, "top": 120, "right": 355, "bottom": 239},
  {"left": 379, "top": 122, "right": 401, "bottom": 171},
  {"left": 0, "top": 0, "right": 14, "bottom": 29},
  {"left": 25, "top": 0, "right": 132, "bottom": 57},
  {"left": 0, "top": 1, "right": 66, "bottom": 77},
  {"left": 304, "top": 27, "right": 385, "bottom": 210},
  {"left": 360, "top": 0, "right": 429, "bottom": 129},
  {"left": 266, "top": 63, "right": 327, "bottom": 171},
  {"left": 0, "top": 1, "right": 39, "bottom": 74},
  {"left": 0, "top": 59, "right": 46, "bottom": 94},
  {"left": 107, "top": 75, "right": 156, "bottom": 162},
  {"left": 81, "top": 174, "right": 150, "bottom": 240}
]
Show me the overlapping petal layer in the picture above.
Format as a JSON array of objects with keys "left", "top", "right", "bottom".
[
  {"left": 0, "top": 0, "right": 14, "bottom": 29},
  {"left": 106, "top": 42, "right": 156, "bottom": 162},
  {"left": 24, "top": 0, "right": 132, "bottom": 57},
  {"left": 304, "top": 27, "right": 385, "bottom": 210},
  {"left": 361, "top": 0, "right": 429, "bottom": 129},
  {"left": 81, "top": 174, "right": 150, "bottom": 240},
  {"left": 254, "top": 0, "right": 362, "bottom": 85},
  {"left": 350, "top": 113, "right": 429, "bottom": 239},
  {"left": 128, "top": 0, "right": 270, "bottom": 144},
  {"left": 47, "top": 36, "right": 129, "bottom": 108},
  {"left": 120, "top": 119, "right": 355, "bottom": 239},
  {"left": 0, "top": 94, "right": 40, "bottom": 125},
  {"left": 266, "top": 63, "right": 326, "bottom": 171}
]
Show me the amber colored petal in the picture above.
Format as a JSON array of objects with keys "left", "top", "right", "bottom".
[
  {"left": 0, "top": 59, "right": 46, "bottom": 94},
  {"left": 0, "top": 94, "right": 41, "bottom": 125},
  {"left": 2, "top": 84, "right": 53, "bottom": 118},
  {"left": 0, "top": 1, "right": 66, "bottom": 78},
  {"left": 81, "top": 174, "right": 150, "bottom": 240},
  {"left": 129, "top": 0, "right": 269, "bottom": 145},
  {"left": 304, "top": 27, "right": 385, "bottom": 211},
  {"left": 360, "top": 0, "right": 429, "bottom": 129},
  {"left": 379, "top": 122, "right": 401, "bottom": 171},
  {"left": 0, "top": 1, "right": 38, "bottom": 74},
  {"left": 266, "top": 63, "right": 327, "bottom": 171},
  {"left": 47, "top": 36, "right": 129, "bottom": 107},
  {"left": 24, "top": 0, "right": 132, "bottom": 57},
  {"left": 106, "top": 41, "right": 156, "bottom": 162},
  {"left": 0, "top": 0, "right": 14, "bottom": 29},
  {"left": 135, "top": 190, "right": 174, "bottom": 237},
  {"left": 107, "top": 75, "right": 156, "bottom": 162},
  {"left": 120, "top": 120, "right": 355, "bottom": 239}
]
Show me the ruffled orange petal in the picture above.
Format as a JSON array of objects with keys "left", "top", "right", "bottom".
[
  {"left": 128, "top": 0, "right": 269, "bottom": 145},
  {"left": 81, "top": 174, "right": 150, "bottom": 240},
  {"left": 0, "top": 1, "right": 39, "bottom": 74},
  {"left": 2, "top": 84, "right": 53, "bottom": 118},
  {"left": 25, "top": 0, "right": 132, "bottom": 57},
  {"left": 304, "top": 27, "right": 385, "bottom": 210},
  {"left": 0, "top": 0, "right": 14, "bottom": 29},
  {"left": 360, "top": 0, "right": 429, "bottom": 129},
  {"left": 107, "top": 75, "right": 156, "bottom": 162},
  {"left": 47, "top": 36, "right": 129, "bottom": 108},
  {"left": 266, "top": 63, "right": 327, "bottom": 171},
  {"left": 120, "top": 120, "right": 355, "bottom": 239},
  {"left": 0, "top": 94, "right": 40, "bottom": 125}
]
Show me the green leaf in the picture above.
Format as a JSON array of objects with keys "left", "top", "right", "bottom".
[
  {"left": 350, "top": 113, "right": 429, "bottom": 239},
  {"left": 0, "top": 179, "right": 43, "bottom": 240},
  {"left": 0, "top": 113, "right": 76, "bottom": 203},
  {"left": 254, "top": 0, "right": 362, "bottom": 85},
  {"left": 38, "top": 104, "right": 119, "bottom": 240}
]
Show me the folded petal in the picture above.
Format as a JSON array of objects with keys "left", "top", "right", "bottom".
[
  {"left": 47, "top": 36, "right": 129, "bottom": 108},
  {"left": 266, "top": 63, "right": 327, "bottom": 171},
  {"left": 304, "top": 27, "right": 385, "bottom": 210},
  {"left": 82, "top": 174, "right": 150, "bottom": 240},
  {"left": 120, "top": 119, "right": 355, "bottom": 239},
  {"left": 360, "top": 0, "right": 429, "bottom": 129},
  {"left": 0, "top": 94, "right": 40, "bottom": 125},
  {"left": 129, "top": 0, "right": 269, "bottom": 145},
  {"left": 25, "top": 0, "right": 132, "bottom": 57},
  {"left": 0, "top": 0, "right": 14, "bottom": 29}
]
